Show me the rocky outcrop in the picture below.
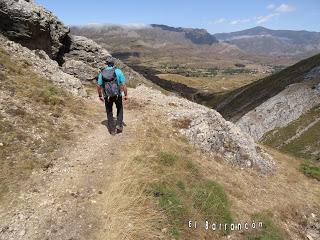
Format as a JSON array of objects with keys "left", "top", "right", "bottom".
[
  {"left": 131, "top": 86, "right": 275, "bottom": 173},
  {"left": 0, "top": 0, "right": 152, "bottom": 90},
  {"left": 237, "top": 77, "right": 320, "bottom": 141},
  {"left": 183, "top": 111, "right": 274, "bottom": 172},
  {"left": 0, "top": 34, "right": 86, "bottom": 96},
  {"left": 62, "top": 35, "right": 154, "bottom": 87},
  {"left": 62, "top": 35, "right": 111, "bottom": 82},
  {"left": 0, "top": 0, "right": 70, "bottom": 64}
]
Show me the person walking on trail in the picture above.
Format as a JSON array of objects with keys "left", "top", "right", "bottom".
[{"left": 97, "top": 57, "right": 128, "bottom": 135}]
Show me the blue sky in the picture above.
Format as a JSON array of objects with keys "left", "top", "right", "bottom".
[{"left": 36, "top": 0, "right": 320, "bottom": 33}]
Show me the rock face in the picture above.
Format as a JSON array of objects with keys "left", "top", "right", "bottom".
[
  {"left": 0, "top": 0, "right": 70, "bottom": 64},
  {"left": 62, "top": 35, "right": 111, "bottom": 82},
  {"left": 131, "top": 86, "right": 275, "bottom": 173},
  {"left": 237, "top": 76, "right": 320, "bottom": 141},
  {"left": 0, "top": 0, "right": 152, "bottom": 90},
  {"left": 0, "top": 34, "right": 86, "bottom": 96}
]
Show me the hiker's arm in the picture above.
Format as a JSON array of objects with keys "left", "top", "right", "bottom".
[
  {"left": 97, "top": 85, "right": 103, "bottom": 96},
  {"left": 97, "top": 73, "right": 104, "bottom": 101},
  {"left": 116, "top": 69, "right": 128, "bottom": 100},
  {"left": 122, "top": 84, "right": 128, "bottom": 100}
]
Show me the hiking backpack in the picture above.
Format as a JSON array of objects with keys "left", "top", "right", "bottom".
[{"left": 101, "top": 67, "right": 120, "bottom": 98}]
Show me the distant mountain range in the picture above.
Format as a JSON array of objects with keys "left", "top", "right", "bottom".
[
  {"left": 71, "top": 24, "right": 320, "bottom": 67},
  {"left": 214, "top": 26, "right": 320, "bottom": 56},
  {"left": 150, "top": 24, "right": 218, "bottom": 45}
]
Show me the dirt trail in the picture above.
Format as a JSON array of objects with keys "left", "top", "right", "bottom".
[{"left": 0, "top": 101, "right": 138, "bottom": 240}]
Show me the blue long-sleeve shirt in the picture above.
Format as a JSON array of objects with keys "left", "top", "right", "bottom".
[{"left": 97, "top": 66, "right": 126, "bottom": 86}]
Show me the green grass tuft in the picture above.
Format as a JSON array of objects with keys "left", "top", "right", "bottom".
[
  {"left": 153, "top": 183, "right": 185, "bottom": 238},
  {"left": 157, "top": 151, "right": 179, "bottom": 166},
  {"left": 38, "top": 86, "right": 65, "bottom": 105},
  {"left": 176, "top": 180, "right": 186, "bottom": 192},
  {"left": 300, "top": 162, "right": 320, "bottom": 181},
  {"left": 243, "top": 211, "right": 284, "bottom": 240},
  {"left": 153, "top": 184, "right": 185, "bottom": 219},
  {"left": 193, "top": 180, "right": 233, "bottom": 227}
]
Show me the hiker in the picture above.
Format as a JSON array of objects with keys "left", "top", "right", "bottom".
[{"left": 97, "top": 56, "right": 128, "bottom": 134}]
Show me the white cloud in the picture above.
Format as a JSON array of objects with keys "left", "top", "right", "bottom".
[
  {"left": 217, "top": 3, "right": 296, "bottom": 27},
  {"left": 267, "top": 4, "right": 275, "bottom": 10},
  {"left": 213, "top": 18, "right": 226, "bottom": 24},
  {"left": 275, "top": 4, "right": 296, "bottom": 12},
  {"left": 124, "top": 23, "right": 149, "bottom": 28},
  {"left": 256, "top": 13, "right": 279, "bottom": 24},
  {"left": 230, "top": 18, "right": 251, "bottom": 25}
]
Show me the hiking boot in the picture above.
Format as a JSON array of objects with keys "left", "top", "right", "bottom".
[
  {"left": 111, "top": 130, "right": 116, "bottom": 136},
  {"left": 116, "top": 125, "right": 123, "bottom": 134},
  {"left": 108, "top": 127, "right": 116, "bottom": 136}
]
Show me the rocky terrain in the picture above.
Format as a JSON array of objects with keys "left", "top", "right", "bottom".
[
  {"left": 0, "top": 0, "right": 275, "bottom": 172},
  {"left": 63, "top": 35, "right": 152, "bottom": 87},
  {"left": 0, "top": 0, "right": 319, "bottom": 239},
  {"left": 0, "top": 0, "right": 152, "bottom": 88},
  {"left": 0, "top": 0, "right": 70, "bottom": 64},
  {"left": 237, "top": 77, "right": 320, "bottom": 140},
  {"left": 131, "top": 86, "right": 274, "bottom": 172},
  {"left": 213, "top": 55, "right": 320, "bottom": 142},
  {"left": 0, "top": 34, "right": 86, "bottom": 97}
]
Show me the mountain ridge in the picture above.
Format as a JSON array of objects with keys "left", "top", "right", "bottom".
[{"left": 71, "top": 23, "right": 320, "bottom": 61}]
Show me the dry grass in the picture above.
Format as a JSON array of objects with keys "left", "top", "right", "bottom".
[
  {"left": 2, "top": 44, "right": 318, "bottom": 239},
  {"left": 109, "top": 109, "right": 234, "bottom": 239},
  {"left": 194, "top": 146, "right": 320, "bottom": 239},
  {"left": 112, "top": 98, "right": 320, "bottom": 239},
  {"left": 96, "top": 153, "right": 165, "bottom": 240},
  {"left": 0, "top": 47, "right": 99, "bottom": 204}
]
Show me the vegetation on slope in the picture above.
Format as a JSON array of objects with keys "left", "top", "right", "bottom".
[
  {"left": 0, "top": 47, "right": 98, "bottom": 202},
  {"left": 127, "top": 120, "right": 233, "bottom": 239},
  {"left": 101, "top": 98, "right": 320, "bottom": 239},
  {"left": 262, "top": 105, "right": 320, "bottom": 180},
  {"left": 242, "top": 211, "right": 285, "bottom": 240}
]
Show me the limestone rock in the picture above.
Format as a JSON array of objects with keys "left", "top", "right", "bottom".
[
  {"left": 62, "top": 35, "right": 110, "bottom": 82},
  {"left": 237, "top": 79, "right": 320, "bottom": 141},
  {"left": 183, "top": 111, "right": 274, "bottom": 172},
  {"left": 131, "top": 86, "right": 275, "bottom": 173}
]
